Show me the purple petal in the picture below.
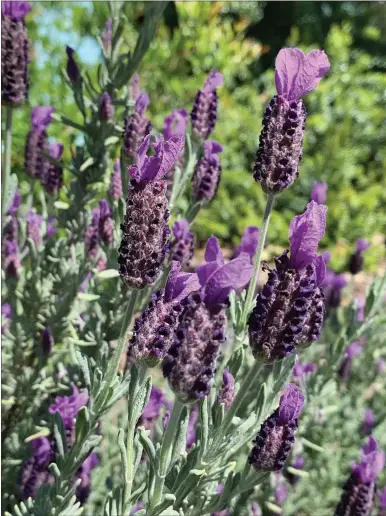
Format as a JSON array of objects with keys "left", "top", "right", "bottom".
[
  {"left": 135, "top": 90, "right": 149, "bottom": 115},
  {"left": 289, "top": 201, "right": 327, "bottom": 274},
  {"left": 321, "top": 250, "right": 331, "bottom": 264},
  {"left": 275, "top": 48, "right": 330, "bottom": 102},
  {"left": 163, "top": 109, "right": 188, "bottom": 139},
  {"left": 172, "top": 219, "right": 190, "bottom": 240},
  {"left": 356, "top": 239, "right": 371, "bottom": 252},
  {"left": 355, "top": 436, "right": 385, "bottom": 483},
  {"left": 278, "top": 384, "right": 305, "bottom": 423},
  {"left": 2, "top": 1, "right": 31, "bottom": 20},
  {"left": 203, "top": 140, "right": 223, "bottom": 165},
  {"left": 156, "top": 134, "right": 185, "bottom": 180},
  {"left": 311, "top": 181, "right": 328, "bottom": 204},
  {"left": 130, "top": 73, "right": 140, "bottom": 100},
  {"left": 31, "top": 106, "right": 55, "bottom": 130},
  {"left": 196, "top": 262, "right": 219, "bottom": 289},
  {"left": 203, "top": 71, "right": 224, "bottom": 93},
  {"left": 314, "top": 255, "right": 326, "bottom": 286},
  {"left": 49, "top": 143, "right": 64, "bottom": 160},
  {"left": 345, "top": 341, "right": 363, "bottom": 359},
  {"left": 234, "top": 226, "right": 259, "bottom": 259},
  {"left": 204, "top": 236, "right": 224, "bottom": 265},
  {"left": 203, "top": 253, "right": 254, "bottom": 306}
]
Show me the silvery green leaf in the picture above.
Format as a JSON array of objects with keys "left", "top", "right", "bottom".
[
  {"left": 75, "top": 351, "right": 91, "bottom": 388},
  {"left": 226, "top": 346, "right": 244, "bottom": 378},
  {"left": 72, "top": 435, "right": 102, "bottom": 472},
  {"left": 75, "top": 407, "right": 91, "bottom": 445},
  {"left": 139, "top": 427, "right": 157, "bottom": 470},
  {"left": 117, "top": 428, "right": 128, "bottom": 479},
  {"left": 96, "top": 269, "right": 120, "bottom": 279},
  {"left": 53, "top": 412, "right": 67, "bottom": 459},
  {"left": 77, "top": 293, "right": 100, "bottom": 301},
  {"left": 168, "top": 406, "right": 189, "bottom": 474},
  {"left": 228, "top": 290, "right": 237, "bottom": 326},
  {"left": 151, "top": 494, "right": 177, "bottom": 516},
  {"left": 3, "top": 174, "right": 18, "bottom": 215},
  {"left": 54, "top": 201, "right": 70, "bottom": 210},
  {"left": 131, "top": 376, "right": 152, "bottom": 424},
  {"left": 212, "top": 401, "right": 225, "bottom": 429}
]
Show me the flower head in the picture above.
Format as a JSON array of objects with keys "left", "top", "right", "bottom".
[
  {"left": 49, "top": 385, "right": 88, "bottom": 431},
  {"left": 293, "top": 360, "right": 317, "bottom": 379},
  {"left": 25, "top": 106, "right": 54, "bottom": 180},
  {"left": 2, "top": 1, "right": 31, "bottom": 20},
  {"left": 362, "top": 409, "right": 375, "bottom": 437},
  {"left": 217, "top": 368, "right": 235, "bottom": 410},
  {"left": 191, "top": 71, "right": 223, "bottom": 139},
  {"left": 101, "top": 18, "right": 112, "bottom": 52},
  {"left": 41, "top": 328, "right": 54, "bottom": 355},
  {"left": 232, "top": 226, "right": 259, "bottom": 260},
  {"left": 8, "top": 189, "right": 21, "bottom": 216},
  {"left": 349, "top": 239, "right": 371, "bottom": 275},
  {"left": 44, "top": 142, "right": 64, "bottom": 195},
  {"left": 66, "top": 46, "right": 80, "bottom": 84},
  {"left": 192, "top": 140, "right": 223, "bottom": 202},
  {"left": 99, "top": 92, "right": 114, "bottom": 121},
  {"left": 98, "top": 199, "right": 113, "bottom": 246},
  {"left": 170, "top": 219, "right": 195, "bottom": 269},
  {"left": 27, "top": 210, "right": 43, "bottom": 248},
  {"left": 109, "top": 159, "right": 123, "bottom": 201},
  {"left": 164, "top": 108, "right": 188, "bottom": 140},
  {"left": 311, "top": 181, "right": 328, "bottom": 204}
]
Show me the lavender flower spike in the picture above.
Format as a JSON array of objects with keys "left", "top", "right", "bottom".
[
  {"left": 324, "top": 270, "right": 348, "bottom": 309},
  {"left": 109, "top": 159, "right": 123, "bottom": 201},
  {"left": 362, "top": 409, "right": 375, "bottom": 436},
  {"left": 27, "top": 210, "right": 43, "bottom": 248},
  {"left": 8, "top": 189, "right": 21, "bottom": 216},
  {"left": 249, "top": 201, "right": 327, "bottom": 362},
  {"left": 41, "top": 328, "right": 54, "bottom": 355},
  {"left": 249, "top": 384, "right": 305, "bottom": 471},
  {"left": 101, "top": 18, "right": 112, "bottom": 52},
  {"left": 311, "top": 181, "right": 328, "bottom": 204},
  {"left": 99, "top": 92, "right": 114, "bottom": 122},
  {"left": 163, "top": 237, "right": 253, "bottom": 403},
  {"left": 191, "top": 71, "right": 223, "bottom": 139},
  {"left": 192, "top": 140, "right": 223, "bottom": 202},
  {"left": 163, "top": 108, "right": 188, "bottom": 197},
  {"left": 379, "top": 487, "right": 386, "bottom": 515},
  {"left": 254, "top": 48, "right": 330, "bottom": 194},
  {"left": 217, "top": 369, "right": 235, "bottom": 410},
  {"left": 232, "top": 226, "right": 260, "bottom": 260},
  {"left": 44, "top": 143, "right": 64, "bottom": 195},
  {"left": 128, "top": 261, "right": 199, "bottom": 366},
  {"left": 338, "top": 340, "right": 363, "bottom": 381},
  {"left": 118, "top": 134, "right": 184, "bottom": 288},
  {"left": 335, "top": 436, "right": 385, "bottom": 516},
  {"left": 66, "top": 46, "right": 80, "bottom": 84},
  {"left": 84, "top": 207, "right": 100, "bottom": 259},
  {"left": 170, "top": 218, "right": 195, "bottom": 269},
  {"left": 349, "top": 239, "right": 371, "bottom": 275},
  {"left": 98, "top": 199, "right": 114, "bottom": 247},
  {"left": 1, "top": 1, "right": 31, "bottom": 106},
  {"left": 25, "top": 106, "right": 55, "bottom": 179},
  {"left": 123, "top": 90, "right": 152, "bottom": 158}
]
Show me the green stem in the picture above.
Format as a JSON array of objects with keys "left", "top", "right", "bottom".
[
  {"left": 241, "top": 193, "right": 275, "bottom": 328},
  {"left": 149, "top": 400, "right": 184, "bottom": 512},
  {"left": 2, "top": 106, "right": 13, "bottom": 215}
]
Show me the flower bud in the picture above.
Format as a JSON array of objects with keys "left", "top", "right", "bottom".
[
  {"left": 170, "top": 219, "right": 194, "bottom": 269},
  {"left": 349, "top": 239, "right": 370, "bottom": 275},
  {"left": 217, "top": 368, "right": 235, "bottom": 410},
  {"left": 44, "top": 143, "right": 64, "bottom": 195},
  {"left": 98, "top": 199, "right": 113, "bottom": 247},
  {"left": 123, "top": 90, "right": 152, "bottom": 158},
  {"left": 99, "top": 92, "right": 114, "bottom": 122},
  {"left": 191, "top": 71, "right": 223, "bottom": 139},
  {"left": 192, "top": 140, "right": 223, "bottom": 202},
  {"left": 40, "top": 328, "right": 54, "bottom": 355},
  {"left": 25, "top": 106, "right": 54, "bottom": 179},
  {"left": 109, "top": 159, "right": 123, "bottom": 201}
]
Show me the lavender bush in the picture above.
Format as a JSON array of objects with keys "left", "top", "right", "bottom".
[{"left": 2, "top": 3, "right": 386, "bottom": 516}]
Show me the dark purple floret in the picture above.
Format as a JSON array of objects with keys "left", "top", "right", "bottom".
[
  {"left": 98, "top": 199, "right": 114, "bottom": 247},
  {"left": 249, "top": 202, "right": 327, "bottom": 363},
  {"left": 41, "top": 328, "right": 54, "bottom": 355},
  {"left": 335, "top": 437, "right": 385, "bottom": 516},
  {"left": 43, "top": 143, "right": 64, "bottom": 195},
  {"left": 191, "top": 71, "right": 223, "bottom": 139},
  {"left": 123, "top": 90, "right": 152, "bottom": 158},
  {"left": 27, "top": 210, "right": 43, "bottom": 248},
  {"left": 163, "top": 237, "right": 253, "bottom": 403},
  {"left": 99, "top": 92, "right": 114, "bottom": 122},
  {"left": 19, "top": 437, "right": 55, "bottom": 499},
  {"left": 1, "top": 2, "right": 31, "bottom": 106},
  {"left": 285, "top": 455, "right": 305, "bottom": 485},
  {"left": 25, "top": 106, "right": 55, "bottom": 180},
  {"left": 254, "top": 48, "right": 330, "bottom": 193},
  {"left": 349, "top": 239, "right": 371, "bottom": 275},
  {"left": 84, "top": 208, "right": 100, "bottom": 259},
  {"left": 128, "top": 261, "right": 199, "bottom": 365},
  {"left": 118, "top": 134, "right": 184, "bottom": 288},
  {"left": 338, "top": 341, "right": 363, "bottom": 381},
  {"left": 7, "top": 189, "right": 21, "bottom": 216},
  {"left": 323, "top": 270, "right": 347, "bottom": 309},
  {"left": 66, "top": 46, "right": 80, "bottom": 84},
  {"left": 3, "top": 240, "right": 20, "bottom": 277},
  {"left": 361, "top": 409, "right": 375, "bottom": 437},
  {"left": 217, "top": 368, "right": 235, "bottom": 410},
  {"left": 75, "top": 452, "right": 99, "bottom": 503},
  {"left": 170, "top": 219, "right": 195, "bottom": 269},
  {"left": 248, "top": 384, "right": 304, "bottom": 472},
  {"left": 1, "top": 303, "right": 12, "bottom": 334},
  {"left": 192, "top": 140, "right": 223, "bottom": 202},
  {"left": 109, "top": 159, "right": 123, "bottom": 201}
]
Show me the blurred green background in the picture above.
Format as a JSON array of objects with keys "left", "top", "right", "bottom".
[{"left": 11, "top": 1, "right": 386, "bottom": 272}]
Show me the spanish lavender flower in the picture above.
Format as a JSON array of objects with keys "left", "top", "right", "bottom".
[
  {"left": 249, "top": 201, "right": 327, "bottom": 363},
  {"left": 163, "top": 108, "right": 188, "bottom": 196},
  {"left": 275, "top": 483, "right": 288, "bottom": 506},
  {"left": 118, "top": 134, "right": 184, "bottom": 288},
  {"left": 324, "top": 270, "right": 348, "bottom": 309},
  {"left": 210, "top": 485, "right": 230, "bottom": 516},
  {"left": 129, "top": 73, "right": 140, "bottom": 101},
  {"left": 293, "top": 360, "right": 316, "bottom": 380},
  {"left": 163, "top": 237, "right": 253, "bottom": 403},
  {"left": 27, "top": 210, "right": 43, "bottom": 248},
  {"left": 192, "top": 140, "right": 223, "bottom": 202},
  {"left": 191, "top": 71, "right": 223, "bottom": 139},
  {"left": 311, "top": 181, "right": 328, "bottom": 204},
  {"left": 47, "top": 216, "right": 58, "bottom": 239},
  {"left": 231, "top": 226, "right": 260, "bottom": 260},
  {"left": 249, "top": 384, "right": 304, "bottom": 472},
  {"left": 251, "top": 503, "right": 261, "bottom": 516},
  {"left": 217, "top": 368, "right": 235, "bottom": 410},
  {"left": 84, "top": 208, "right": 100, "bottom": 259},
  {"left": 66, "top": 46, "right": 80, "bottom": 84},
  {"left": 3, "top": 240, "right": 20, "bottom": 277},
  {"left": 123, "top": 90, "right": 152, "bottom": 158},
  {"left": 361, "top": 409, "right": 375, "bottom": 437},
  {"left": 75, "top": 452, "right": 99, "bottom": 503},
  {"left": 44, "top": 142, "right": 64, "bottom": 195},
  {"left": 335, "top": 437, "right": 385, "bottom": 516},
  {"left": 41, "top": 328, "right": 54, "bottom": 355},
  {"left": 49, "top": 384, "right": 88, "bottom": 445},
  {"left": 25, "top": 106, "right": 55, "bottom": 179},
  {"left": 170, "top": 219, "right": 195, "bottom": 269},
  {"left": 1, "top": 303, "right": 12, "bottom": 334},
  {"left": 8, "top": 189, "right": 21, "bottom": 216},
  {"left": 101, "top": 18, "right": 112, "bottom": 52},
  {"left": 109, "top": 159, "right": 123, "bottom": 201},
  {"left": 321, "top": 250, "right": 331, "bottom": 264},
  {"left": 1, "top": 1, "right": 31, "bottom": 106},
  {"left": 356, "top": 296, "right": 365, "bottom": 323},
  {"left": 99, "top": 92, "right": 114, "bottom": 122},
  {"left": 138, "top": 387, "right": 168, "bottom": 430},
  {"left": 98, "top": 199, "right": 114, "bottom": 247},
  {"left": 128, "top": 261, "right": 199, "bottom": 365},
  {"left": 19, "top": 437, "right": 54, "bottom": 499},
  {"left": 379, "top": 488, "right": 386, "bottom": 515},
  {"left": 349, "top": 239, "right": 371, "bottom": 275},
  {"left": 338, "top": 341, "right": 363, "bottom": 381},
  {"left": 253, "top": 48, "right": 330, "bottom": 194},
  {"left": 285, "top": 455, "right": 305, "bottom": 485},
  {"left": 186, "top": 406, "right": 199, "bottom": 449}
]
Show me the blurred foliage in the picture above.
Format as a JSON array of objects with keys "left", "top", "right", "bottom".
[{"left": 9, "top": 1, "right": 386, "bottom": 274}]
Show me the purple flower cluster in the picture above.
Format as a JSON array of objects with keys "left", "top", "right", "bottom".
[
  {"left": 249, "top": 201, "right": 327, "bottom": 362},
  {"left": 253, "top": 49, "right": 330, "bottom": 193},
  {"left": 192, "top": 140, "right": 223, "bottom": 203},
  {"left": 191, "top": 72, "right": 223, "bottom": 140},
  {"left": 1, "top": 1, "right": 31, "bottom": 106},
  {"left": 349, "top": 239, "right": 371, "bottom": 275},
  {"left": 163, "top": 108, "right": 188, "bottom": 197},
  {"left": 109, "top": 159, "right": 123, "bottom": 202},
  {"left": 1, "top": 303, "right": 12, "bottom": 334},
  {"left": 19, "top": 386, "right": 98, "bottom": 502},
  {"left": 25, "top": 106, "right": 54, "bottom": 180},
  {"left": 335, "top": 437, "right": 385, "bottom": 516},
  {"left": 2, "top": 191, "right": 20, "bottom": 277},
  {"left": 118, "top": 134, "right": 184, "bottom": 288},
  {"left": 249, "top": 384, "right": 305, "bottom": 471},
  {"left": 101, "top": 18, "right": 112, "bottom": 52},
  {"left": 216, "top": 369, "right": 235, "bottom": 410},
  {"left": 123, "top": 90, "right": 152, "bottom": 158},
  {"left": 323, "top": 269, "right": 348, "bottom": 309},
  {"left": 27, "top": 210, "right": 43, "bottom": 248},
  {"left": 163, "top": 237, "right": 253, "bottom": 402},
  {"left": 44, "top": 143, "right": 64, "bottom": 195},
  {"left": 66, "top": 46, "right": 80, "bottom": 84},
  {"left": 99, "top": 92, "right": 114, "bottom": 122},
  {"left": 338, "top": 340, "right": 363, "bottom": 381},
  {"left": 84, "top": 199, "right": 114, "bottom": 259},
  {"left": 311, "top": 181, "right": 328, "bottom": 204},
  {"left": 231, "top": 226, "right": 259, "bottom": 261},
  {"left": 170, "top": 219, "right": 195, "bottom": 269}
]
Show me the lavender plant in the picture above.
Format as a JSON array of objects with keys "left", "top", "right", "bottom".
[{"left": 2, "top": 4, "right": 386, "bottom": 516}]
